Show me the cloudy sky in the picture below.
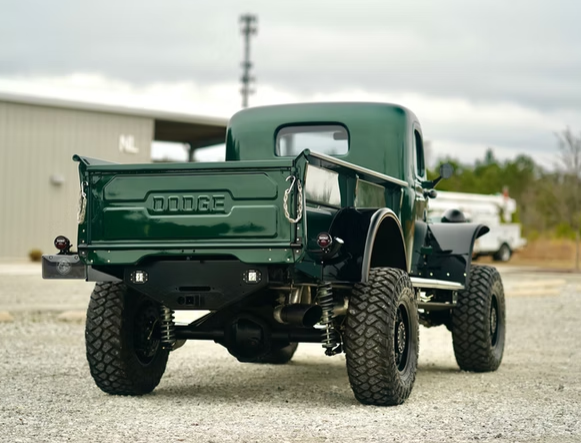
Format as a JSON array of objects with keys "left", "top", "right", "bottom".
[{"left": 1, "top": 0, "right": 579, "bottom": 164}]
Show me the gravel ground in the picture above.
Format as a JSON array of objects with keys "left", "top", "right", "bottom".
[{"left": 0, "top": 266, "right": 580, "bottom": 443}]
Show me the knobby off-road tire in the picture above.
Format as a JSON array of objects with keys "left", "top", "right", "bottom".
[
  {"left": 344, "top": 267, "right": 419, "bottom": 406},
  {"left": 452, "top": 265, "right": 506, "bottom": 372},
  {"left": 85, "top": 282, "right": 169, "bottom": 395},
  {"left": 253, "top": 343, "right": 299, "bottom": 364}
]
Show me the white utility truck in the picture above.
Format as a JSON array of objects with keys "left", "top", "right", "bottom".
[{"left": 429, "top": 190, "right": 526, "bottom": 262}]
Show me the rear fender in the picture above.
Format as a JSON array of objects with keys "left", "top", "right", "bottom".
[
  {"left": 420, "top": 223, "right": 489, "bottom": 286},
  {"left": 316, "top": 208, "right": 407, "bottom": 283},
  {"left": 361, "top": 209, "right": 407, "bottom": 282}
]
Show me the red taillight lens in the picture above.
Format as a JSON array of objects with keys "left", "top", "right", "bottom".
[
  {"left": 54, "top": 236, "right": 71, "bottom": 251},
  {"left": 317, "top": 232, "right": 332, "bottom": 249}
]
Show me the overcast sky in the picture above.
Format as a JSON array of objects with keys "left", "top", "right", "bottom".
[{"left": 1, "top": 0, "right": 579, "bottom": 164}]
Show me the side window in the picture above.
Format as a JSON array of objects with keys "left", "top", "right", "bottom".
[{"left": 414, "top": 130, "right": 425, "bottom": 178}]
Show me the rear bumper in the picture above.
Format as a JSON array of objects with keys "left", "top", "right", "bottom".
[
  {"left": 42, "top": 254, "right": 85, "bottom": 279},
  {"left": 123, "top": 260, "right": 269, "bottom": 311}
]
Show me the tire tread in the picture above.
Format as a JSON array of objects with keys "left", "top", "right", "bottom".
[
  {"left": 452, "top": 265, "right": 505, "bottom": 372},
  {"left": 85, "top": 282, "right": 168, "bottom": 395},
  {"left": 345, "top": 268, "right": 419, "bottom": 406}
]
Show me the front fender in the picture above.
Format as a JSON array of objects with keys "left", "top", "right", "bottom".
[{"left": 419, "top": 223, "right": 489, "bottom": 286}]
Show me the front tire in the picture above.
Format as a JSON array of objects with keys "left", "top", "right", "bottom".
[
  {"left": 452, "top": 265, "right": 506, "bottom": 372},
  {"left": 85, "top": 282, "right": 169, "bottom": 395},
  {"left": 344, "top": 268, "right": 419, "bottom": 406}
]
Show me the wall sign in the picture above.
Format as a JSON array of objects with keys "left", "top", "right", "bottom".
[{"left": 119, "top": 135, "right": 139, "bottom": 154}]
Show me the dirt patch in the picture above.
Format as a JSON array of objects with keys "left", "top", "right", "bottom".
[
  {"left": 478, "top": 239, "right": 580, "bottom": 270},
  {"left": 519, "top": 238, "right": 576, "bottom": 261},
  {"left": 515, "top": 239, "right": 580, "bottom": 270}
]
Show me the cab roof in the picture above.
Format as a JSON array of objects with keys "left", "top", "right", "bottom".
[{"left": 225, "top": 102, "right": 420, "bottom": 180}]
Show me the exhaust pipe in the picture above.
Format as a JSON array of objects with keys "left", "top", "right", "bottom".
[{"left": 274, "top": 304, "right": 323, "bottom": 327}]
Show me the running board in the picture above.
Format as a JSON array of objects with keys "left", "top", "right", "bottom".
[{"left": 410, "top": 277, "right": 464, "bottom": 291}]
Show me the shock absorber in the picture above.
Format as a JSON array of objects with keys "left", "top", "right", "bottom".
[
  {"left": 317, "top": 282, "right": 341, "bottom": 356},
  {"left": 160, "top": 305, "right": 176, "bottom": 350}
]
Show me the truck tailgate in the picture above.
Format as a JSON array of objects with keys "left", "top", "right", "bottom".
[{"left": 81, "top": 160, "right": 296, "bottom": 247}]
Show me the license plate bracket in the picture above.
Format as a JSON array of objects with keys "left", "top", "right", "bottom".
[{"left": 42, "top": 254, "right": 85, "bottom": 279}]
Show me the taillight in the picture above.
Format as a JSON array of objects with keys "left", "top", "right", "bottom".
[
  {"left": 317, "top": 232, "right": 333, "bottom": 249},
  {"left": 54, "top": 236, "right": 71, "bottom": 252}
]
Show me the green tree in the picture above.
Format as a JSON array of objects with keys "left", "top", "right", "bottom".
[{"left": 429, "top": 149, "right": 561, "bottom": 239}]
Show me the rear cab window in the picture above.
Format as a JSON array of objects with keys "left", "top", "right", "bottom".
[{"left": 275, "top": 125, "right": 349, "bottom": 157}]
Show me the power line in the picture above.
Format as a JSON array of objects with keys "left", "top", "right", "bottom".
[{"left": 239, "top": 14, "right": 258, "bottom": 108}]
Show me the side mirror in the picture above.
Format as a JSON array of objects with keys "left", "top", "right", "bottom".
[
  {"left": 439, "top": 163, "right": 454, "bottom": 180},
  {"left": 422, "top": 163, "right": 454, "bottom": 189}
]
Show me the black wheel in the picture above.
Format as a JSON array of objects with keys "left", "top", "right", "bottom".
[
  {"left": 252, "top": 343, "right": 298, "bottom": 364},
  {"left": 85, "top": 282, "right": 169, "bottom": 395},
  {"left": 344, "top": 267, "right": 419, "bottom": 406},
  {"left": 451, "top": 265, "right": 506, "bottom": 372},
  {"left": 493, "top": 243, "right": 512, "bottom": 262}
]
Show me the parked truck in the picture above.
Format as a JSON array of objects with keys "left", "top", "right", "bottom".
[
  {"left": 43, "top": 103, "right": 506, "bottom": 406},
  {"left": 429, "top": 190, "right": 526, "bottom": 261}
]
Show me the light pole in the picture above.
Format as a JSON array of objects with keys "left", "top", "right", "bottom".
[{"left": 239, "top": 14, "right": 258, "bottom": 108}]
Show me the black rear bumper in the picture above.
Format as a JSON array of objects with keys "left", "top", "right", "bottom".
[{"left": 123, "top": 260, "right": 269, "bottom": 311}]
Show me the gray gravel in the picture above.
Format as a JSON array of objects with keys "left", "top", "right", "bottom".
[{"left": 1, "top": 267, "right": 580, "bottom": 442}]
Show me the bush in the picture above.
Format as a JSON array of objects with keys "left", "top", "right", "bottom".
[
  {"left": 525, "top": 229, "right": 541, "bottom": 241},
  {"left": 28, "top": 249, "right": 43, "bottom": 262},
  {"left": 554, "top": 223, "right": 577, "bottom": 240}
]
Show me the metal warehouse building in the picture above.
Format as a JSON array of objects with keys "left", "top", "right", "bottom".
[{"left": 0, "top": 92, "right": 228, "bottom": 260}]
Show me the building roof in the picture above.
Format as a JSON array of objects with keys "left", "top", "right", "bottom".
[{"left": 0, "top": 91, "right": 228, "bottom": 147}]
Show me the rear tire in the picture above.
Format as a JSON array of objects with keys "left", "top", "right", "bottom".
[
  {"left": 452, "top": 266, "right": 505, "bottom": 372},
  {"left": 252, "top": 343, "right": 298, "bottom": 364},
  {"left": 85, "top": 282, "right": 169, "bottom": 395},
  {"left": 493, "top": 243, "right": 511, "bottom": 262},
  {"left": 344, "top": 268, "right": 419, "bottom": 406}
]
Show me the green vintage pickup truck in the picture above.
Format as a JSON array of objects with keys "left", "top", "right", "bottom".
[{"left": 43, "top": 102, "right": 505, "bottom": 406}]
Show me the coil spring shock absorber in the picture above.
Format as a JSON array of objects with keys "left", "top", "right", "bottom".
[
  {"left": 317, "top": 282, "right": 341, "bottom": 356},
  {"left": 160, "top": 305, "right": 176, "bottom": 350}
]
